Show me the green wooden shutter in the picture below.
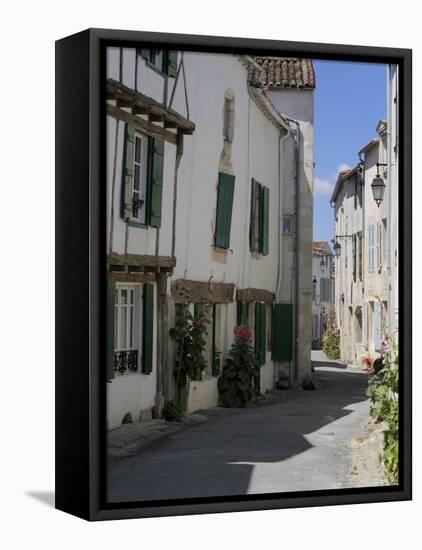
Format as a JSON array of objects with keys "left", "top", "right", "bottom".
[
  {"left": 212, "top": 304, "right": 221, "bottom": 377},
  {"left": 147, "top": 137, "right": 164, "bottom": 227},
  {"left": 250, "top": 179, "right": 260, "bottom": 252},
  {"left": 142, "top": 283, "right": 154, "bottom": 374},
  {"left": 121, "top": 124, "right": 135, "bottom": 221},
  {"left": 237, "top": 301, "right": 249, "bottom": 326},
  {"left": 215, "top": 173, "right": 235, "bottom": 249},
  {"left": 166, "top": 51, "right": 178, "bottom": 77},
  {"left": 194, "top": 303, "right": 205, "bottom": 320},
  {"left": 255, "top": 302, "right": 267, "bottom": 366},
  {"left": 107, "top": 279, "right": 116, "bottom": 381},
  {"left": 260, "top": 185, "right": 269, "bottom": 255},
  {"left": 273, "top": 303, "right": 293, "bottom": 361}
]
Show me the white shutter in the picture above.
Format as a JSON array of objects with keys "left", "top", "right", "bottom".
[
  {"left": 376, "top": 222, "right": 381, "bottom": 271},
  {"left": 368, "top": 225, "right": 374, "bottom": 272},
  {"left": 363, "top": 303, "right": 368, "bottom": 346},
  {"left": 373, "top": 301, "right": 382, "bottom": 350}
]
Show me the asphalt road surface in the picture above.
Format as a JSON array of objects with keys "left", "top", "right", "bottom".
[{"left": 108, "top": 365, "right": 372, "bottom": 503}]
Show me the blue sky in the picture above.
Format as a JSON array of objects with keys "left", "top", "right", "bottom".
[{"left": 312, "top": 60, "right": 387, "bottom": 243}]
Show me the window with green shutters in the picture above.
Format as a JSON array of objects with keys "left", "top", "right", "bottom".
[
  {"left": 139, "top": 49, "right": 178, "bottom": 77},
  {"left": 121, "top": 124, "right": 135, "bottom": 221},
  {"left": 249, "top": 179, "right": 269, "bottom": 255},
  {"left": 107, "top": 280, "right": 116, "bottom": 381},
  {"left": 260, "top": 185, "right": 269, "bottom": 255},
  {"left": 121, "top": 125, "right": 164, "bottom": 228},
  {"left": 273, "top": 303, "right": 293, "bottom": 361},
  {"left": 254, "top": 302, "right": 267, "bottom": 366},
  {"left": 142, "top": 284, "right": 154, "bottom": 375},
  {"left": 215, "top": 172, "right": 235, "bottom": 249},
  {"left": 237, "top": 301, "right": 249, "bottom": 326},
  {"left": 147, "top": 136, "right": 164, "bottom": 227}
]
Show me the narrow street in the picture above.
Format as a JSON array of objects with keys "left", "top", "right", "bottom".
[{"left": 108, "top": 359, "right": 385, "bottom": 503}]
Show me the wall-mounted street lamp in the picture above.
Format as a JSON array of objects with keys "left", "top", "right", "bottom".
[
  {"left": 320, "top": 256, "right": 326, "bottom": 273},
  {"left": 332, "top": 234, "right": 353, "bottom": 259},
  {"left": 333, "top": 241, "right": 341, "bottom": 258},
  {"left": 371, "top": 162, "right": 387, "bottom": 207}
]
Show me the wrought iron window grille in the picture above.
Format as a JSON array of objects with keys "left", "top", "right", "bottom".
[{"left": 114, "top": 349, "right": 139, "bottom": 375}]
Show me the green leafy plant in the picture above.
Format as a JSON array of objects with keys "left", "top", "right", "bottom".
[
  {"left": 218, "top": 325, "right": 261, "bottom": 408},
  {"left": 322, "top": 306, "right": 340, "bottom": 360},
  {"left": 169, "top": 295, "right": 210, "bottom": 415},
  {"left": 367, "top": 336, "right": 399, "bottom": 484},
  {"left": 162, "top": 399, "right": 184, "bottom": 422}
]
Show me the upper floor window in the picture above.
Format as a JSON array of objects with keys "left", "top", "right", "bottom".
[
  {"left": 214, "top": 172, "right": 235, "bottom": 249},
  {"left": 282, "top": 215, "right": 294, "bottom": 234},
  {"left": 132, "top": 133, "right": 148, "bottom": 224},
  {"left": 223, "top": 91, "right": 235, "bottom": 143},
  {"left": 121, "top": 124, "right": 164, "bottom": 228},
  {"left": 250, "top": 179, "right": 269, "bottom": 255},
  {"left": 139, "top": 49, "right": 178, "bottom": 77}
]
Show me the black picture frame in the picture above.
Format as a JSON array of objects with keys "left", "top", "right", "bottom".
[{"left": 55, "top": 28, "right": 412, "bottom": 521}]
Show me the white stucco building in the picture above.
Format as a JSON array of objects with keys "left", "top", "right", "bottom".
[
  {"left": 331, "top": 165, "right": 365, "bottom": 365},
  {"left": 332, "top": 106, "right": 398, "bottom": 366},
  {"left": 312, "top": 241, "right": 334, "bottom": 349},
  {"left": 105, "top": 48, "right": 315, "bottom": 429},
  {"left": 386, "top": 64, "right": 399, "bottom": 339}
]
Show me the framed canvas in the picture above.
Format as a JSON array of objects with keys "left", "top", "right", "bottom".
[{"left": 55, "top": 28, "right": 412, "bottom": 521}]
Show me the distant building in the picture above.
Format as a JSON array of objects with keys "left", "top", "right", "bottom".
[
  {"left": 312, "top": 241, "right": 334, "bottom": 349},
  {"left": 359, "top": 123, "right": 389, "bottom": 357},
  {"left": 331, "top": 165, "right": 365, "bottom": 366},
  {"left": 331, "top": 107, "right": 398, "bottom": 366}
]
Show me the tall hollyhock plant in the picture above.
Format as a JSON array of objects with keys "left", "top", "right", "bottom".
[{"left": 218, "top": 325, "right": 261, "bottom": 408}]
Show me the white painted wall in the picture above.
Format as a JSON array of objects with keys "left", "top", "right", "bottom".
[{"left": 106, "top": 284, "right": 158, "bottom": 430}]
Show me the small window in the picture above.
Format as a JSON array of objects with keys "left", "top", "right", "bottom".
[
  {"left": 223, "top": 94, "right": 235, "bottom": 143},
  {"left": 250, "top": 179, "right": 269, "bottom": 255},
  {"left": 145, "top": 49, "right": 165, "bottom": 72},
  {"left": 114, "top": 285, "right": 140, "bottom": 375},
  {"left": 132, "top": 133, "right": 148, "bottom": 224},
  {"left": 282, "top": 216, "right": 294, "bottom": 234},
  {"left": 140, "top": 49, "right": 178, "bottom": 77},
  {"left": 121, "top": 125, "right": 164, "bottom": 228}
]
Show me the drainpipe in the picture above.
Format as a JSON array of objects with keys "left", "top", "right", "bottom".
[
  {"left": 386, "top": 64, "right": 393, "bottom": 338},
  {"left": 358, "top": 150, "right": 365, "bottom": 348},
  {"left": 284, "top": 116, "right": 301, "bottom": 384}
]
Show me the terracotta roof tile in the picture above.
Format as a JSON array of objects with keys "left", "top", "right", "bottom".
[{"left": 249, "top": 57, "right": 315, "bottom": 89}]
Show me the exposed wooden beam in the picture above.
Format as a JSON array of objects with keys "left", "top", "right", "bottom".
[
  {"left": 236, "top": 288, "right": 275, "bottom": 303},
  {"left": 107, "top": 78, "right": 195, "bottom": 135},
  {"left": 171, "top": 279, "right": 235, "bottom": 304},
  {"left": 107, "top": 271, "right": 156, "bottom": 283},
  {"left": 107, "top": 104, "right": 177, "bottom": 145},
  {"left": 108, "top": 251, "right": 176, "bottom": 270}
]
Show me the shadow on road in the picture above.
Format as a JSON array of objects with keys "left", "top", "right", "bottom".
[{"left": 108, "top": 367, "right": 369, "bottom": 503}]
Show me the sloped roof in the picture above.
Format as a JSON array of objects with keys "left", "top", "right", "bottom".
[
  {"left": 313, "top": 240, "right": 333, "bottom": 256},
  {"left": 249, "top": 57, "right": 315, "bottom": 89},
  {"left": 330, "top": 165, "right": 359, "bottom": 203},
  {"left": 358, "top": 138, "right": 379, "bottom": 155}
]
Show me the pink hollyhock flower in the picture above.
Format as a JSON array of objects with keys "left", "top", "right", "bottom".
[{"left": 234, "top": 324, "right": 252, "bottom": 342}]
